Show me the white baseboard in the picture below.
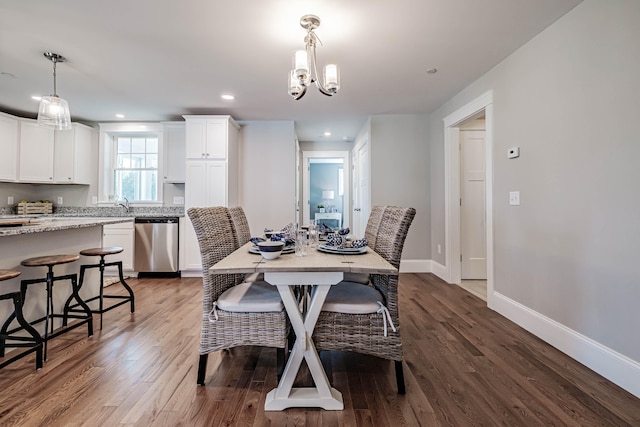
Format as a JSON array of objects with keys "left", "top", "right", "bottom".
[
  {"left": 492, "top": 291, "right": 640, "bottom": 399},
  {"left": 180, "top": 270, "right": 203, "bottom": 278},
  {"left": 430, "top": 261, "right": 448, "bottom": 282},
  {"left": 399, "top": 259, "right": 430, "bottom": 273}
]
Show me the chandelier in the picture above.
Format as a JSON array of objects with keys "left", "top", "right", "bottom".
[
  {"left": 37, "top": 52, "right": 72, "bottom": 130},
  {"left": 288, "top": 15, "right": 340, "bottom": 100}
]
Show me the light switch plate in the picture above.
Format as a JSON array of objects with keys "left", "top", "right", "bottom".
[
  {"left": 508, "top": 147, "right": 520, "bottom": 159},
  {"left": 509, "top": 191, "right": 520, "bottom": 206},
  {"left": 7, "top": 196, "right": 13, "bottom": 205},
  {"left": 173, "top": 196, "right": 185, "bottom": 205},
  {"left": 92, "top": 196, "right": 98, "bottom": 205}
]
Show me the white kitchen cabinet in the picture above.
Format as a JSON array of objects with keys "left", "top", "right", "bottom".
[
  {"left": 184, "top": 115, "right": 236, "bottom": 160},
  {"left": 162, "top": 122, "right": 185, "bottom": 183},
  {"left": 54, "top": 123, "right": 93, "bottom": 184},
  {"left": 0, "top": 113, "right": 18, "bottom": 181},
  {"left": 102, "top": 221, "right": 135, "bottom": 272},
  {"left": 18, "top": 120, "right": 55, "bottom": 182},
  {"left": 182, "top": 115, "right": 239, "bottom": 274}
]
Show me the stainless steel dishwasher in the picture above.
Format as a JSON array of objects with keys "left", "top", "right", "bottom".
[{"left": 134, "top": 217, "right": 179, "bottom": 276}]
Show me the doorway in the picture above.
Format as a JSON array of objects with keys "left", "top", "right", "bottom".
[
  {"left": 301, "top": 151, "right": 350, "bottom": 229},
  {"left": 443, "top": 90, "right": 494, "bottom": 307}
]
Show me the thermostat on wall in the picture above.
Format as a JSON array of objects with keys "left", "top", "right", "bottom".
[{"left": 508, "top": 147, "right": 520, "bottom": 159}]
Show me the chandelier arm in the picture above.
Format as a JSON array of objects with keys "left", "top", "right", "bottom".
[{"left": 293, "top": 86, "right": 307, "bottom": 100}]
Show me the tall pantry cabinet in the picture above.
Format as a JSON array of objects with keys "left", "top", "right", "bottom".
[{"left": 182, "top": 115, "right": 239, "bottom": 273}]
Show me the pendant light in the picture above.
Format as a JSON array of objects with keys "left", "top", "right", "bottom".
[{"left": 37, "top": 52, "right": 71, "bottom": 130}]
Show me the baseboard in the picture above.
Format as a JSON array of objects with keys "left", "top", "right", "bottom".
[
  {"left": 492, "top": 291, "right": 640, "bottom": 399},
  {"left": 399, "top": 259, "right": 430, "bottom": 273},
  {"left": 180, "top": 270, "right": 203, "bottom": 278},
  {"left": 430, "top": 261, "right": 448, "bottom": 282}
]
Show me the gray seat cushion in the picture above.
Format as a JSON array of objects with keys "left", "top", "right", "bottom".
[
  {"left": 217, "top": 281, "right": 283, "bottom": 312},
  {"left": 322, "top": 282, "right": 383, "bottom": 314}
]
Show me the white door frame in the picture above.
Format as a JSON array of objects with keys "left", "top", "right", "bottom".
[
  {"left": 443, "top": 90, "right": 495, "bottom": 307},
  {"left": 302, "top": 150, "right": 350, "bottom": 227}
]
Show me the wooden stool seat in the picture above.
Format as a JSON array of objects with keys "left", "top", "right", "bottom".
[
  {"left": 21, "top": 254, "right": 80, "bottom": 267},
  {"left": 0, "top": 270, "right": 21, "bottom": 281},
  {"left": 1, "top": 269, "right": 43, "bottom": 370},
  {"left": 80, "top": 247, "right": 124, "bottom": 257}
]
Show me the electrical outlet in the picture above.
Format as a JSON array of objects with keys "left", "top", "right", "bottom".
[
  {"left": 92, "top": 196, "right": 98, "bottom": 205},
  {"left": 7, "top": 196, "right": 14, "bottom": 205},
  {"left": 437, "top": 244, "right": 442, "bottom": 254},
  {"left": 173, "top": 196, "right": 184, "bottom": 205},
  {"left": 57, "top": 196, "right": 63, "bottom": 205}
]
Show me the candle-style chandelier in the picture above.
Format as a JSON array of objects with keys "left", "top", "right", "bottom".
[{"left": 288, "top": 15, "right": 340, "bottom": 100}]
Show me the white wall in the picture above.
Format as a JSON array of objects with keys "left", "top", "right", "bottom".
[
  {"left": 429, "top": 0, "right": 640, "bottom": 395},
  {"left": 237, "top": 121, "right": 297, "bottom": 235}
]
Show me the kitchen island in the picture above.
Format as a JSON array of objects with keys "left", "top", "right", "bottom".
[{"left": 0, "top": 217, "right": 134, "bottom": 345}]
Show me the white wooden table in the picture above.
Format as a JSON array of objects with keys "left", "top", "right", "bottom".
[{"left": 210, "top": 242, "right": 397, "bottom": 411}]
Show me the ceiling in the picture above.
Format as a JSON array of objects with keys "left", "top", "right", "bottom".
[{"left": 0, "top": 0, "right": 581, "bottom": 142}]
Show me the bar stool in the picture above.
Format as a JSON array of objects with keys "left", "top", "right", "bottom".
[
  {"left": 64, "top": 247, "right": 134, "bottom": 330},
  {"left": 0, "top": 270, "right": 43, "bottom": 370},
  {"left": 19, "top": 254, "right": 93, "bottom": 361}
]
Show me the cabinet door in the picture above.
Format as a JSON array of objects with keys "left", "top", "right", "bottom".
[
  {"left": 0, "top": 115, "right": 18, "bottom": 181},
  {"left": 205, "top": 119, "right": 227, "bottom": 159},
  {"left": 163, "top": 124, "right": 185, "bottom": 182},
  {"left": 185, "top": 118, "right": 206, "bottom": 159},
  {"left": 19, "top": 121, "right": 54, "bottom": 182},
  {"left": 103, "top": 226, "right": 135, "bottom": 271},
  {"left": 54, "top": 124, "right": 92, "bottom": 184}
]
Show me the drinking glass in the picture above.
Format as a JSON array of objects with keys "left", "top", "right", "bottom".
[
  {"left": 295, "top": 229, "right": 307, "bottom": 256},
  {"left": 308, "top": 220, "right": 318, "bottom": 247}
]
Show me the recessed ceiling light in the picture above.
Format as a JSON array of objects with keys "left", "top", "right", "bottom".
[
  {"left": 426, "top": 68, "right": 438, "bottom": 74},
  {"left": 31, "top": 95, "right": 42, "bottom": 101},
  {"left": 221, "top": 94, "right": 235, "bottom": 101},
  {"left": 324, "top": 131, "right": 332, "bottom": 137},
  {"left": 115, "top": 114, "right": 125, "bottom": 119}
]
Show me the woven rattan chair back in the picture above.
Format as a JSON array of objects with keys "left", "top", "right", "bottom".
[
  {"left": 373, "top": 206, "right": 416, "bottom": 270},
  {"left": 364, "top": 206, "right": 386, "bottom": 247},
  {"left": 228, "top": 206, "right": 252, "bottom": 246}
]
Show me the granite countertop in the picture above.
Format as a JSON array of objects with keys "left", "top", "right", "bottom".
[{"left": 0, "top": 217, "right": 134, "bottom": 237}]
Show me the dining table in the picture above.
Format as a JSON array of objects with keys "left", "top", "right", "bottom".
[{"left": 209, "top": 241, "right": 398, "bottom": 411}]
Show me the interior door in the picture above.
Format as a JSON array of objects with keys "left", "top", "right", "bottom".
[
  {"left": 460, "top": 129, "right": 487, "bottom": 279},
  {"left": 352, "top": 139, "right": 370, "bottom": 237}
]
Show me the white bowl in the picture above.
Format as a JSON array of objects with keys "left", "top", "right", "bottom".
[{"left": 257, "top": 240, "right": 284, "bottom": 260}]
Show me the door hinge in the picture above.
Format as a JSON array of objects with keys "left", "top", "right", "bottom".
[
  {"left": 460, "top": 254, "right": 463, "bottom": 262},
  {"left": 460, "top": 198, "right": 462, "bottom": 206}
]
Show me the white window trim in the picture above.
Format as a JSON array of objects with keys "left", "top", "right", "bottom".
[{"left": 98, "top": 123, "right": 165, "bottom": 206}]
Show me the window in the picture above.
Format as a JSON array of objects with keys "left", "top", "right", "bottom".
[{"left": 113, "top": 135, "right": 158, "bottom": 202}]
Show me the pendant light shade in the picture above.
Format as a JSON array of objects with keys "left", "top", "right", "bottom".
[
  {"left": 38, "top": 52, "right": 72, "bottom": 130},
  {"left": 38, "top": 95, "right": 71, "bottom": 130}
]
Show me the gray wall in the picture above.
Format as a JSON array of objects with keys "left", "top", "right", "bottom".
[
  {"left": 370, "top": 114, "right": 430, "bottom": 262},
  {"left": 429, "top": 0, "right": 640, "bottom": 361},
  {"left": 237, "top": 121, "right": 297, "bottom": 235}
]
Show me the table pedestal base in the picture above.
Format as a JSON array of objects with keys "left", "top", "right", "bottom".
[{"left": 265, "top": 387, "right": 343, "bottom": 411}]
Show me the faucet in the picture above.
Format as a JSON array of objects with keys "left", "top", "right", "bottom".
[{"left": 116, "top": 197, "right": 130, "bottom": 213}]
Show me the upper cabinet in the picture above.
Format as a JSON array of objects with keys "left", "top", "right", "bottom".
[
  {"left": 19, "top": 120, "right": 55, "bottom": 182},
  {"left": 0, "top": 113, "right": 19, "bottom": 181},
  {"left": 162, "top": 122, "right": 186, "bottom": 183},
  {"left": 184, "top": 115, "right": 235, "bottom": 159},
  {"left": 54, "top": 123, "right": 93, "bottom": 184}
]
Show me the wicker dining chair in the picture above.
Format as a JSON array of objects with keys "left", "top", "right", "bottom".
[
  {"left": 313, "top": 205, "right": 416, "bottom": 394},
  {"left": 228, "top": 206, "right": 264, "bottom": 283},
  {"left": 343, "top": 205, "right": 387, "bottom": 284},
  {"left": 187, "top": 207, "right": 289, "bottom": 386}
]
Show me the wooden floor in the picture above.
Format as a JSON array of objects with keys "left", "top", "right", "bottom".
[{"left": 1, "top": 274, "right": 638, "bottom": 426}]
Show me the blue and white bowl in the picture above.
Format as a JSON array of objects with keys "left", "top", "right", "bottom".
[{"left": 257, "top": 240, "right": 285, "bottom": 260}]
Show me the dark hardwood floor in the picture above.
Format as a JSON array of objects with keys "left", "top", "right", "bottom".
[{"left": 0, "top": 273, "right": 638, "bottom": 426}]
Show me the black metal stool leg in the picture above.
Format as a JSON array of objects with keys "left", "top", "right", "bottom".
[
  {"left": 116, "top": 261, "right": 135, "bottom": 313},
  {"left": 12, "top": 293, "right": 43, "bottom": 370}
]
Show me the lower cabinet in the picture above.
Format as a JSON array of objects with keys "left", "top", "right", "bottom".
[{"left": 102, "top": 221, "right": 135, "bottom": 272}]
